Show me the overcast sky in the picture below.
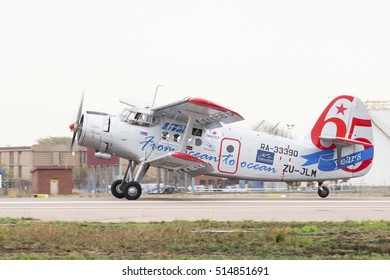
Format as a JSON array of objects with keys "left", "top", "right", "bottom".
[{"left": 1, "top": 0, "right": 389, "bottom": 147}]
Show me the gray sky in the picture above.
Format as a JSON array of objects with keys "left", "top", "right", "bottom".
[{"left": 1, "top": 0, "right": 389, "bottom": 146}]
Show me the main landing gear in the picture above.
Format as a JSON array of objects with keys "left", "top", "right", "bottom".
[
  {"left": 317, "top": 181, "right": 330, "bottom": 198},
  {"left": 111, "top": 161, "right": 149, "bottom": 200}
]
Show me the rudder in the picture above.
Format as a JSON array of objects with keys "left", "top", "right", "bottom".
[{"left": 309, "top": 95, "right": 374, "bottom": 176}]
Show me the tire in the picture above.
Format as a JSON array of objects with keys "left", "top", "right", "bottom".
[
  {"left": 123, "top": 181, "right": 142, "bottom": 200},
  {"left": 318, "top": 186, "right": 330, "bottom": 198},
  {"left": 111, "top": 179, "right": 125, "bottom": 199}
]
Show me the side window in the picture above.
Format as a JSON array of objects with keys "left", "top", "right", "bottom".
[
  {"left": 192, "top": 128, "right": 203, "bottom": 137},
  {"left": 120, "top": 109, "right": 159, "bottom": 126},
  {"left": 173, "top": 134, "right": 181, "bottom": 142},
  {"left": 134, "top": 113, "right": 142, "bottom": 120},
  {"left": 161, "top": 131, "right": 169, "bottom": 140}
]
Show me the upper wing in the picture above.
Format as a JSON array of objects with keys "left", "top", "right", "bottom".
[
  {"left": 151, "top": 97, "right": 244, "bottom": 127},
  {"left": 146, "top": 152, "right": 214, "bottom": 177}
]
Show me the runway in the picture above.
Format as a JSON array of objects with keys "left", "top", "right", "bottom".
[{"left": 1, "top": 197, "right": 389, "bottom": 222}]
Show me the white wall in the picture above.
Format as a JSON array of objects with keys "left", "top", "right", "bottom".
[{"left": 351, "top": 121, "right": 390, "bottom": 186}]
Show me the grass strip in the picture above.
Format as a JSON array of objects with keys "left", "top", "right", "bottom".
[{"left": 0, "top": 218, "right": 389, "bottom": 260}]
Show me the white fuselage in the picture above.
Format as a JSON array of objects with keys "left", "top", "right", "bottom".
[{"left": 78, "top": 112, "right": 362, "bottom": 183}]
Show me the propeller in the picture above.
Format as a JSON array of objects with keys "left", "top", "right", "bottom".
[{"left": 69, "top": 90, "right": 85, "bottom": 151}]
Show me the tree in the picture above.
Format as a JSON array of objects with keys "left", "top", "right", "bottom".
[
  {"left": 253, "top": 120, "right": 292, "bottom": 139},
  {"left": 36, "top": 136, "right": 72, "bottom": 145}
]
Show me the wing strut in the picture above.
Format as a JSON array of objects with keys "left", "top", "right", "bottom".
[{"left": 178, "top": 110, "right": 197, "bottom": 153}]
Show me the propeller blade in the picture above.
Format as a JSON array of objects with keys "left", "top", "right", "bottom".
[
  {"left": 70, "top": 89, "right": 85, "bottom": 152},
  {"left": 76, "top": 89, "right": 85, "bottom": 124},
  {"left": 70, "top": 131, "right": 77, "bottom": 151}
]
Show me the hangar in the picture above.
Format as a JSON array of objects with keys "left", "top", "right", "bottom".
[{"left": 351, "top": 100, "right": 390, "bottom": 186}]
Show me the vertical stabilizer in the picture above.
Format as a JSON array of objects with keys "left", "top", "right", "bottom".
[{"left": 306, "top": 95, "right": 374, "bottom": 177}]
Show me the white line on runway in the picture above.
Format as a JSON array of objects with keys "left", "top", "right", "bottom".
[
  {"left": 3, "top": 206, "right": 390, "bottom": 210},
  {"left": 1, "top": 200, "right": 390, "bottom": 204}
]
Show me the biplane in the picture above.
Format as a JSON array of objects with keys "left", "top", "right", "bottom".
[{"left": 70, "top": 94, "right": 374, "bottom": 200}]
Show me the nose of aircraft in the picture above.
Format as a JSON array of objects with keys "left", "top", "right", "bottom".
[
  {"left": 75, "top": 112, "right": 113, "bottom": 153},
  {"left": 70, "top": 113, "right": 84, "bottom": 150}
]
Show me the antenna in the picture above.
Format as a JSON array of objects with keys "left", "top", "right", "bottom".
[
  {"left": 254, "top": 120, "right": 265, "bottom": 131},
  {"left": 269, "top": 122, "right": 279, "bottom": 134},
  {"left": 152, "top": 85, "right": 163, "bottom": 107}
]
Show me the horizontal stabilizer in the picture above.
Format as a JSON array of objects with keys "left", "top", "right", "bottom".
[
  {"left": 146, "top": 152, "right": 214, "bottom": 177},
  {"left": 319, "top": 136, "right": 373, "bottom": 147}
]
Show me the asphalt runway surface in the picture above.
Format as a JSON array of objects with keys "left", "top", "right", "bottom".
[{"left": 1, "top": 196, "right": 389, "bottom": 223}]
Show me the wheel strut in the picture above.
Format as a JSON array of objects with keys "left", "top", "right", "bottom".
[
  {"left": 317, "top": 182, "right": 330, "bottom": 198},
  {"left": 111, "top": 160, "right": 149, "bottom": 200},
  {"left": 111, "top": 160, "right": 136, "bottom": 199}
]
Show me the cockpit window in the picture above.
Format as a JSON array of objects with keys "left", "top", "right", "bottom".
[{"left": 120, "top": 109, "right": 160, "bottom": 126}]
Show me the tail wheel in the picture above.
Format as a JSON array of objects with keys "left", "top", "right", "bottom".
[
  {"left": 111, "top": 179, "right": 125, "bottom": 199},
  {"left": 124, "top": 181, "right": 142, "bottom": 200},
  {"left": 318, "top": 186, "right": 330, "bottom": 198}
]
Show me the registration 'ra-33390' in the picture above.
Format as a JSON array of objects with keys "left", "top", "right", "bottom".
[{"left": 260, "top": 143, "right": 299, "bottom": 157}]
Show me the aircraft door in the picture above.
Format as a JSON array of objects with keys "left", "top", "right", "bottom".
[{"left": 218, "top": 138, "right": 241, "bottom": 174}]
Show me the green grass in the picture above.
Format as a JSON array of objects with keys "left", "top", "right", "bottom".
[{"left": 0, "top": 218, "right": 389, "bottom": 260}]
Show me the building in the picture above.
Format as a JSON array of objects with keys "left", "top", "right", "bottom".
[
  {"left": 351, "top": 100, "right": 390, "bottom": 186},
  {"left": 0, "top": 144, "right": 87, "bottom": 189},
  {"left": 0, "top": 143, "right": 133, "bottom": 193},
  {"left": 194, "top": 175, "right": 231, "bottom": 189},
  {"left": 85, "top": 148, "right": 119, "bottom": 192},
  {"left": 0, "top": 146, "right": 32, "bottom": 181},
  {"left": 31, "top": 166, "right": 74, "bottom": 195}
]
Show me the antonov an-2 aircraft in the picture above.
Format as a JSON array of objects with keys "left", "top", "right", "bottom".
[{"left": 70, "top": 94, "right": 374, "bottom": 200}]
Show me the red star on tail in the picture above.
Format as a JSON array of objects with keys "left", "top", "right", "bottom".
[{"left": 336, "top": 103, "right": 347, "bottom": 115}]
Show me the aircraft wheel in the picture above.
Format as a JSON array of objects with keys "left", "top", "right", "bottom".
[
  {"left": 123, "top": 181, "right": 142, "bottom": 200},
  {"left": 111, "top": 180, "right": 125, "bottom": 199},
  {"left": 318, "top": 186, "right": 330, "bottom": 198}
]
